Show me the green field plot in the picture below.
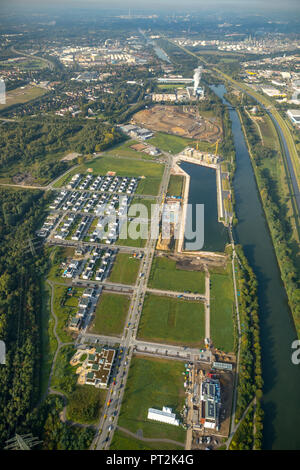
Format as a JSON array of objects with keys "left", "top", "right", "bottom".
[
  {"left": 148, "top": 132, "right": 195, "bottom": 154},
  {"left": 118, "top": 356, "right": 186, "bottom": 443},
  {"left": 110, "top": 429, "right": 184, "bottom": 450},
  {"left": 148, "top": 256, "right": 205, "bottom": 293},
  {"left": 138, "top": 294, "right": 205, "bottom": 347},
  {"left": 105, "top": 140, "right": 153, "bottom": 160},
  {"left": 131, "top": 197, "right": 157, "bottom": 218},
  {"left": 0, "top": 84, "right": 46, "bottom": 111},
  {"left": 135, "top": 176, "right": 162, "bottom": 196},
  {"left": 108, "top": 253, "right": 140, "bottom": 285},
  {"left": 117, "top": 220, "right": 149, "bottom": 248},
  {"left": 157, "top": 84, "right": 185, "bottom": 90},
  {"left": 167, "top": 174, "right": 184, "bottom": 197},
  {"left": 257, "top": 115, "right": 279, "bottom": 151},
  {"left": 89, "top": 292, "right": 130, "bottom": 336},
  {"left": 56, "top": 155, "right": 164, "bottom": 196},
  {"left": 210, "top": 264, "right": 234, "bottom": 353}
]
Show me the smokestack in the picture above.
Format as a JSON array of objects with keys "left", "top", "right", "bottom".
[{"left": 193, "top": 66, "right": 202, "bottom": 95}]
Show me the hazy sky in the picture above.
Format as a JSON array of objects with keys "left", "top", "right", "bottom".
[{"left": 3, "top": 0, "right": 300, "bottom": 11}]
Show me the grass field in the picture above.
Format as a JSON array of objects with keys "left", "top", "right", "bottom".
[
  {"left": 118, "top": 356, "right": 186, "bottom": 443},
  {"left": 105, "top": 140, "right": 153, "bottom": 160},
  {"left": 0, "top": 84, "right": 46, "bottom": 111},
  {"left": 90, "top": 292, "right": 130, "bottom": 336},
  {"left": 55, "top": 155, "right": 164, "bottom": 196},
  {"left": 148, "top": 132, "right": 195, "bottom": 154},
  {"left": 157, "top": 84, "right": 185, "bottom": 90},
  {"left": 148, "top": 256, "right": 205, "bottom": 293},
  {"left": 138, "top": 294, "right": 205, "bottom": 347},
  {"left": 256, "top": 115, "right": 279, "bottom": 151},
  {"left": 117, "top": 220, "right": 149, "bottom": 248},
  {"left": 131, "top": 197, "right": 157, "bottom": 219},
  {"left": 110, "top": 429, "right": 184, "bottom": 450},
  {"left": 108, "top": 253, "right": 140, "bottom": 285},
  {"left": 210, "top": 264, "right": 234, "bottom": 353},
  {"left": 167, "top": 175, "right": 184, "bottom": 197}
]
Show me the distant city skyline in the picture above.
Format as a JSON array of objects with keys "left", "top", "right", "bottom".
[{"left": 2, "top": 0, "right": 300, "bottom": 13}]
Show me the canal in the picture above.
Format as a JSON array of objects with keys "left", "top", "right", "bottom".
[{"left": 209, "top": 84, "right": 300, "bottom": 449}]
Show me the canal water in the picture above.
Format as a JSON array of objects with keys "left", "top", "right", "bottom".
[
  {"left": 209, "top": 84, "right": 300, "bottom": 449},
  {"left": 181, "top": 162, "right": 228, "bottom": 252}
]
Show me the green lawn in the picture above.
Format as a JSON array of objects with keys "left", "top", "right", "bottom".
[
  {"left": 148, "top": 132, "right": 195, "bottom": 154},
  {"left": 117, "top": 220, "right": 149, "bottom": 248},
  {"left": 257, "top": 115, "right": 279, "bottom": 151},
  {"left": 131, "top": 197, "right": 157, "bottom": 219},
  {"left": 105, "top": 139, "right": 153, "bottom": 160},
  {"left": 0, "top": 84, "right": 46, "bottom": 111},
  {"left": 90, "top": 292, "right": 130, "bottom": 336},
  {"left": 110, "top": 429, "right": 184, "bottom": 450},
  {"left": 148, "top": 256, "right": 205, "bottom": 293},
  {"left": 118, "top": 356, "right": 186, "bottom": 443},
  {"left": 135, "top": 176, "right": 162, "bottom": 196},
  {"left": 167, "top": 175, "right": 184, "bottom": 197},
  {"left": 55, "top": 155, "right": 164, "bottom": 196},
  {"left": 210, "top": 264, "right": 235, "bottom": 353},
  {"left": 108, "top": 253, "right": 140, "bottom": 285},
  {"left": 138, "top": 294, "right": 205, "bottom": 347}
]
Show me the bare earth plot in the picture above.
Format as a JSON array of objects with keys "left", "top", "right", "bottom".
[{"left": 132, "top": 105, "right": 222, "bottom": 143}]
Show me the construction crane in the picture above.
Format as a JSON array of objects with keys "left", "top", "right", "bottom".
[
  {"left": 195, "top": 139, "right": 220, "bottom": 155},
  {"left": 4, "top": 433, "right": 42, "bottom": 450}
]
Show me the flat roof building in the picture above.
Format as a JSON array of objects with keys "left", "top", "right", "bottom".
[
  {"left": 147, "top": 406, "right": 180, "bottom": 426},
  {"left": 212, "top": 361, "right": 233, "bottom": 371},
  {"left": 287, "top": 109, "right": 300, "bottom": 126},
  {"left": 85, "top": 348, "right": 115, "bottom": 388},
  {"left": 200, "top": 378, "right": 221, "bottom": 430}
]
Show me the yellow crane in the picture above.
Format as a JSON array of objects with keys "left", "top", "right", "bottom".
[{"left": 196, "top": 139, "right": 220, "bottom": 154}]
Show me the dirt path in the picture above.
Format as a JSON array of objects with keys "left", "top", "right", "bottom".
[{"left": 116, "top": 426, "right": 185, "bottom": 448}]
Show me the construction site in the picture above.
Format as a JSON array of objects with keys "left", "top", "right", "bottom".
[
  {"left": 132, "top": 105, "right": 222, "bottom": 143},
  {"left": 184, "top": 360, "right": 234, "bottom": 450}
]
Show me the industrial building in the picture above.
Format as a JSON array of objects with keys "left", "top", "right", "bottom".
[
  {"left": 157, "top": 77, "right": 194, "bottom": 84},
  {"left": 147, "top": 407, "right": 180, "bottom": 426},
  {"left": 287, "top": 109, "right": 300, "bottom": 127},
  {"left": 212, "top": 361, "right": 233, "bottom": 371},
  {"left": 200, "top": 378, "right": 221, "bottom": 430}
]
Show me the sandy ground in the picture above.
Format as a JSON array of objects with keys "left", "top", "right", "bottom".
[{"left": 133, "top": 105, "right": 222, "bottom": 142}]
